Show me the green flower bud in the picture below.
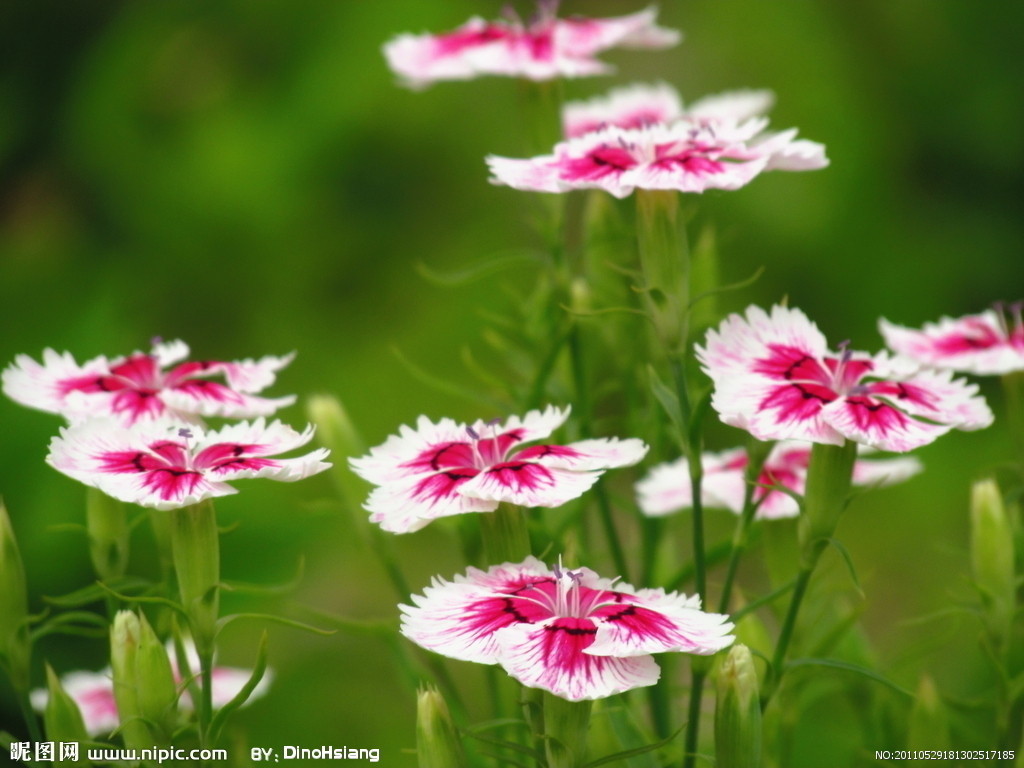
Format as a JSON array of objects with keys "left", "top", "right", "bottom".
[
  {"left": 970, "top": 478, "right": 1015, "bottom": 644},
  {"left": 416, "top": 686, "right": 467, "bottom": 768},
  {"left": 306, "top": 394, "right": 370, "bottom": 525},
  {"left": 41, "top": 664, "right": 89, "bottom": 747},
  {"left": 907, "top": 675, "right": 950, "bottom": 753},
  {"left": 134, "top": 612, "right": 178, "bottom": 741},
  {"left": 86, "top": 487, "right": 130, "bottom": 583},
  {"left": 110, "top": 610, "right": 149, "bottom": 750},
  {"left": 0, "top": 501, "right": 31, "bottom": 691},
  {"left": 715, "top": 644, "right": 762, "bottom": 768}
]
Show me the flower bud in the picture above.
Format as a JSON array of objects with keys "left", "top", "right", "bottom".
[
  {"left": 970, "top": 478, "right": 1015, "bottom": 644},
  {"left": 41, "top": 665, "right": 89, "bottom": 746},
  {"left": 0, "top": 501, "right": 31, "bottom": 691},
  {"left": 907, "top": 675, "right": 950, "bottom": 752},
  {"left": 715, "top": 644, "right": 762, "bottom": 768},
  {"left": 134, "top": 612, "right": 178, "bottom": 740},
  {"left": 86, "top": 487, "right": 129, "bottom": 583},
  {"left": 110, "top": 610, "right": 150, "bottom": 749},
  {"left": 416, "top": 686, "right": 467, "bottom": 768},
  {"left": 307, "top": 394, "right": 369, "bottom": 523}
]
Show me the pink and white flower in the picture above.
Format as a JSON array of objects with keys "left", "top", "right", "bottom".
[
  {"left": 697, "top": 305, "right": 993, "bottom": 452},
  {"left": 31, "top": 655, "right": 271, "bottom": 737},
  {"left": 401, "top": 557, "right": 733, "bottom": 701},
  {"left": 487, "top": 118, "right": 827, "bottom": 198},
  {"left": 637, "top": 440, "right": 922, "bottom": 520},
  {"left": 30, "top": 669, "right": 120, "bottom": 737},
  {"left": 47, "top": 418, "right": 331, "bottom": 510},
  {"left": 349, "top": 405, "right": 647, "bottom": 534},
  {"left": 879, "top": 303, "right": 1024, "bottom": 375},
  {"left": 2, "top": 339, "right": 296, "bottom": 426},
  {"left": 562, "top": 82, "right": 775, "bottom": 139},
  {"left": 383, "top": 4, "right": 679, "bottom": 89}
]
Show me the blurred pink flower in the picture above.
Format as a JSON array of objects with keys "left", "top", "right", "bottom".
[
  {"left": 2, "top": 339, "right": 295, "bottom": 427},
  {"left": 349, "top": 405, "right": 646, "bottom": 533},
  {"left": 697, "top": 305, "right": 993, "bottom": 452},
  {"left": 383, "top": 4, "right": 679, "bottom": 89},
  {"left": 637, "top": 440, "right": 922, "bottom": 520},
  {"left": 487, "top": 118, "right": 826, "bottom": 198},
  {"left": 47, "top": 418, "right": 330, "bottom": 510},
  {"left": 880, "top": 302, "right": 1024, "bottom": 375},
  {"left": 401, "top": 557, "right": 733, "bottom": 701},
  {"left": 562, "top": 82, "right": 774, "bottom": 138}
]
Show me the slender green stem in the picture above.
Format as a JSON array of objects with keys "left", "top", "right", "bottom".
[
  {"left": 718, "top": 442, "right": 773, "bottom": 614},
  {"left": 761, "top": 566, "right": 813, "bottom": 707},
  {"left": 543, "top": 693, "right": 592, "bottom": 768},
  {"left": 682, "top": 669, "right": 707, "bottom": 768},
  {"left": 480, "top": 505, "right": 532, "bottom": 564}
]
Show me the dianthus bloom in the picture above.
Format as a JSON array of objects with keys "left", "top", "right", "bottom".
[
  {"left": 637, "top": 440, "right": 922, "bottom": 520},
  {"left": 879, "top": 302, "right": 1024, "bottom": 375},
  {"left": 562, "top": 81, "right": 774, "bottom": 139},
  {"left": 349, "top": 405, "right": 647, "bottom": 534},
  {"left": 2, "top": 339, "right": 295, "bottom": 426},
  {"left": 31, "top": 652, "right": 270, "bottom": 737},
  {"left": 697, "top": 305, "right": 993, "bottom": 452},
  {"left": 401, "top": 557, "right": 733, "bottom": 701},
  {"left": 47, "top": 418, "right": 330, "bottom": 510},
  {"left": 487, "top": 118, "right": 827, "bottom": 198},
  {"left": 383, "top": 4, "right": 679, "bottom": 89}
]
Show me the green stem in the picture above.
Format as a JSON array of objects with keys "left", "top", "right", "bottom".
[
  {"left": 763, "top": 440, "right": 857, "bottom": 706},
  {"left": 480, "top": 505, "right": 532, "bottom": 564},
  {"left": 543, "top": 693, "right": 592, "bottom": 768},
  {"left": 718, "top": 441, "right": 773, "bottom": 614},
  {"left": 1003, "top": 371, "right": 1024, "bottom": 474},
  {"left": 681, "top": 669, "right": 707, "bottom": 768}
]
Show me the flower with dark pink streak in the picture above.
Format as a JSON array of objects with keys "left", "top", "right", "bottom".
[
  {"left": 880, "top": 302, "right": 1024, "bottom": 375},
  {"left": 47, "top": 419, "right": 330, "bottom": 510},
  {"left": 2, "top": 339, "right": 296, "bottom": 427},
  {"left": 697, "top": 305, "right": 993, "bottom": 452},
  {"left": 637, "top": 440, "right": 922, "bottom": 520},
  {"left": 383, "top": 4, "right": 679, "bottom": 89},
  {"left": 349, "top": 406, "right": 647, "bottom": 534},
  {"left": 487, "top": 118, "right": 827, "bottom": 198},
  {"left": 562, "top": 82, "right": 775, "bottom": 139},
  {"left": 401, "top": 557, "right": 733, "bottom": 701}
]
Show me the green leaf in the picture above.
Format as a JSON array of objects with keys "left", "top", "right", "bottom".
[
  {"left": 825, "top": 538, "right": 864, "bottom": 597},
  {"left": 688, "top": 266, "right": 765, "bottom": 310},
  {"left": 416, "top": 250, "right": 543, "bottom": 286},
  {"left": 730, "top": 578, "right": 798, "bottom": 622},
  {"left": 221, "top": 558, "right": 305, "bottom": 597},
  {"left": 581, "top": 724, "right": 685, "bottom": 768},
  {"left": 215, "top": 612, "right": 336, "bottom": 637},
  {"left": 785, "top": 658, "right": 913, "bottom": 697},
  {"left": 96, "top": 583, "right": 187, "bottom": 616},
  {"left": 30, "top": 610, "right": 109, "bottom": 642},
  {"left": 461, "top": 729, "right": 545, "bottom": 762},
  {"left": 647, "top": 365, "right": 685, "bottom": 451},
  {"left": 392, "top": 347, "right": 501, "bottom": 409},
  {"left": 208, "top": 632, "right": 270, "bottom": 744},
  {"left": 44, "top": 577, "right": 153, "bottom": 607}
]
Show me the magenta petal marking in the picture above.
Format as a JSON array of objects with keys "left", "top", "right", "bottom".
[
  {"left": 483, "top": 461, "right": 555, "bottom": 493},
  {"left": 560, "top": 146, "right": 637, "bottom": 182},
  {"left": 142, "top": 467, "right": 205, "bottom": 501},
  {"left": 758, "top": 382, "right": 833, "bottom": 423},
  {"left": 171, "top": 379, "right": 246, "bottom": 405},
  {"left": 413, "top": 469, "right": 480, "bottom": 503},
  {"left": 754, "top": 344, "right": 830, "bottom": 383},
  {"left": 512, "top": 444, "right": 583, "bottom": 462},
  {"left": 110, "top": 389, "right": 166, "bottom": 422},
  {"left": 840, "top": 396, "right": 910, "bottom": 433},
  {"left": 108, "top": 355, "right": 159, "bottom": 386},
  {"left": 864, "top": 380, "right": 939, "bottom": 411}
]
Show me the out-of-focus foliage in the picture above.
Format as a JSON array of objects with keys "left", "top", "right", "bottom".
[{"left": 2, "top": 1, "right": 1022, "bottom": 765}]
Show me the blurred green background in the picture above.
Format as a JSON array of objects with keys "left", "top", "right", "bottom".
[{"left": 2, "top": 1, "right": 1023, "bottom": 766}]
